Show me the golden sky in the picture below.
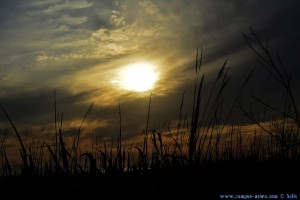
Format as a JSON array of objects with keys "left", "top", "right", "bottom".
[{"left": 0, "top": 0, "right": 299, "bottom": 146}]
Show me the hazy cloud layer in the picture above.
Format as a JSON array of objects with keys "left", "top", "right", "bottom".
[{"left": 0, "top": 0, "right": 299, "bottom": 142}]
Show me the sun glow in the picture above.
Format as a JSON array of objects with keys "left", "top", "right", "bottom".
[{"left": 118, "top": 62, "right": 159, "bottom": 92}]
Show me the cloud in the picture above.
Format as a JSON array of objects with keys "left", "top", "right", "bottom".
[
  {"left": 56, "top": 14, "right": 88, "bottom": 26},
  {"left": 88, "top": 1, "right": 172, "bottom": 59},
  {"left": 39, "top": 0, "right": 94, "bottom": 13},
  {"left": 0, "top": 0, "right": 299, "bottom": 146}
]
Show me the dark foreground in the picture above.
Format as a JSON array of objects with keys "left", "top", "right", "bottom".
[{"left": 1, "top": 161, "right": 299, "bottom": 199}]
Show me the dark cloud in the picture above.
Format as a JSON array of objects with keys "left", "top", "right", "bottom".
[{"left": 0, "top": 0, "right": 299, "bottom": 145}]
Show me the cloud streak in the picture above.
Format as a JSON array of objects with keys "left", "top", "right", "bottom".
[{"left": 0, "top": 0, "right": 299, "bottom": 143}]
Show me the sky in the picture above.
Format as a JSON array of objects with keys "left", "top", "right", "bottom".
[{"left": 0, "top": 0, "right": 300, "bottom": 150}]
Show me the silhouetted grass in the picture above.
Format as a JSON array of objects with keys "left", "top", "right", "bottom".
[{"left": 0, "top": 28, "right": 299, "bottom": 197}]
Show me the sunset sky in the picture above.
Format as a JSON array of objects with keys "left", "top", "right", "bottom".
[{"left": 0, "top": 0, "right": 299, "bottom": 146}]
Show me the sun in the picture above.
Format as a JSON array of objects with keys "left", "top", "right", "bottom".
[{"left": 119, "top": 62, "right": 159, "bottom": 92}]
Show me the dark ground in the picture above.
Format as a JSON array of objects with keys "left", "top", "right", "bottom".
[{"left": 1, "top": 160, "right": 299, "bottom": 199}]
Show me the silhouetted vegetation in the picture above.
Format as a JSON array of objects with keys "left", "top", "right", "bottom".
[{"left": 0, "top": 28, "right": 299, "bottom": 198}]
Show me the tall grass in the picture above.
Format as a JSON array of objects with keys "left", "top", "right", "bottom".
[
  {"left": 0, "top": 29, "right": 299, "bottom": 186},
  {"left": 240, "top": 27, "right": 300, "bottom": 158}
]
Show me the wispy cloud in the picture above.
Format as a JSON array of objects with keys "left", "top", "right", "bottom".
[
  {"left": 0, "top": 0, "right": 299, "bottom": 141},
  {"left": 41, "top": 0, "right": 93, "bottom": 13}
]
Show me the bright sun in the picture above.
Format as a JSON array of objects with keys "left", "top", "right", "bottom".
[{"left": 119, "top": 62, "right": 159, "bottom": 92}]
